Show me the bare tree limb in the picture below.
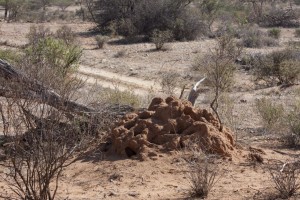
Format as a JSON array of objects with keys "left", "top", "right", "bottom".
[
  {"left": 187, "top": 77, "right": 206, "bottom": 106},
  {"left": 0, "top": 59, "right": 95, "bottom": 114}
]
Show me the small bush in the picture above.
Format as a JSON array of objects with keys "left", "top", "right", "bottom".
[
  {"left": 241, "top": 26, "right": 278, "bottom": 48},
  {"left": 268, "top": 28, "right": 281, "bottom": 39},
  {"left": 188, "top": 154, "right": 220, "bottom": 198},
  {"left": 94, "top": 0, "right": 206, "bottom": 40},
  {"left": 279, "top": 60, "right": 300, "bottom": 85},
  {"left": 56, "top": 25, "right": 76, "bottom": 44},
  {"left": 27, "top": 25, "right": 53, "bottom": 45},
  {"left": 114, "top": 50, "right": 127, "bottom": 58},
  {"left": 268, "top": 161, "right": 300, "bottom": 199},
  {"left": 261, "top": 8, "right": 299, "bottom": 28},
  {"left": 255, "top": 98, "right": 285, "bottom": 131},
  {"left": 252, "top": 48, "right": 300, "bottom": 85},
  {"left": 151, "top": 29, "right": 173, "bottom": 50},
  {"left": 95, "top": 35, "right": 108, "bottom": 49},
  {"left": 160, "top": 72, "right": 180, "bottom": 95},
  {"left": 194, "top": 35, "right": 242, "bottom": 131},
  {"left": 295, "top": 29, "right": 300, "bottom": 38},
  {"left": 0, "top": 49, "right": 20, "bottom": 64},
  {"left": 101, "top": 87, "right": 140, "bottom": 108},
  {"left": 286, "top": 102, "right": 300, "bottom": 145}
]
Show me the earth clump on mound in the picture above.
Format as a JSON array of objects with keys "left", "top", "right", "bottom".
[{"left": 110, "top": 97, "right": 236, "bottom": 160}]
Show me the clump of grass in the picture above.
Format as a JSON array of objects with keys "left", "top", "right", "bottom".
[
  {"left": 255, "top": 98, "right": 285, "bottom": 131},
  {"left": 151, "top": 29, "right": 173, "bottom": 50},
  {"left": 95, "top": 35, "right": 108, "bottom": 49},
  {"left": 268, "top": 28, "right": 281, "bottom": 39},
  {"left": 295, "top": 29, "right": 300, "bottom": 38},
  {"left": 101, "top": 87, "right": 140, "bottom": 108},
  {"left": 267, "top": 161, "right": 300, "bottom": 199},
  {"left": 241, "top": 25, "right": 278, "bottom": 48},
  {"left": 188, "top": 154, "right": 220, "bottom": 198}
]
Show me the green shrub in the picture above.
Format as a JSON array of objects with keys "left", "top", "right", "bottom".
[
  {"left": 101, "top": 88, "right": 140, "bottom": 108},
  {"left": 252, "top": 48, "right": 300, "bottom": 85},
  {"left": 278, "top": 60, "right": 300, "bottom": 85},
  {"left": 151, "top": 29, "right": 173, "bottom": 50},
  {"left": 255, "top": 98, "right": 285, "bottom": 131},
  {"left": 94, "top": 0, "right": 205, "bottom": 40},
  {"left": 295, "top": 0, "right": 300, "bottom": 5},
  {"left": 0, "top": 49, "right": 20, "bottom": 64},
  {"left": 295, "top": 29, "right": 300, "bottom": 38},
  {"left": 268, "top": 28, "right": 281, "bottom": 39},
  {"left": 261, "top": 8, "right": 299, "bottom": 27},
  {"left": 95, "top": 35, "right": 108, "bottom": 49},
  {"left": 25, "top": 37, "right": 81, "bottom": 77},
  {"left": 241, "top": 26, "right": 278, "bottom": 48},
  {"left": 283, "top": 100, "right": 300, "bottom": 145}
]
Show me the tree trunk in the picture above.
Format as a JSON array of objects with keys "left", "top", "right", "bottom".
[
  {"left": 0, "top": 59, "right": 95, "bottom": 114},
  {"left": 187, "top": 77, "right": 206, "bottom": 106}
]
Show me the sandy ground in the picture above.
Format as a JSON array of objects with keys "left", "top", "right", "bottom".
[{"left": 1, "top": 21, "right": 300, "bottom": 199}]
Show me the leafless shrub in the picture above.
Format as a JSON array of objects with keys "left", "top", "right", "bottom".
[
  {"left": 114, "top": 50, "right": 127, "bottom": 58},
  {"left": 0, "top": 101, "right": 92, "bottom": 200},
  {"left": 56, "top": 25, "right": 76, "bottom": 44},
  {"left": 151, "top": 29, "right": 173, "bottom": 50},
  {"left": 187, "top": 152, "right": 221, "bottom": 198},
  {"left": 95, "top": 35, "right": 108, "bottom": 49},
  {"left": 267, "top": 161, "right": 300, "bottom": 199},
  {"left": 160, "top": 72, "right": 181, "bottom": 95},
  {"left": 26, "top": 25, "right": 53, "bottom": 45},
  {"left": 194, "top": 35, "right": 242, "bottom": 131},
  {"left": 0, "top": 27, "right": 96, "bottom": 199}
]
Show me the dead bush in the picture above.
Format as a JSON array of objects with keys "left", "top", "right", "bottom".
[
  {"left": 187, "top": 153, "right": 220, "bottom": 198},
  {"left": 151, "top": 29, "right": 173, "bottom": 50},
  {"left": 160, "top": 72, "right": 181, "bottom": 95},
  {"left": 255, "top": 98, "right": 285, "bottom": 131},
  {"left": 0, "top": 37, "right": 93, "bottom": 199},
  {"left": 267, "top": 161, "right": 300, "bottom": 199},
  {"left": 95, "top": 35, "right": 108, "bottom": 49},
  {"left": 26, "top": 25, "right": 53, "bottom": 45},
  {"left": 194, "top": 35, "right": 242, "bottom": 131},
  {"left": 56, "top": 25, "right": 76, "bottom": 45}
]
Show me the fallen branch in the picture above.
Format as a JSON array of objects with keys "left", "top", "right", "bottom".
[
  {"left": 187, "top": 77, "right": 206, "bottom": 106},
  {"left": 0, "top": 59, "right": 95, "bottom": 114}
]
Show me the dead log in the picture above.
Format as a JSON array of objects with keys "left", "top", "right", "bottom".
[
  {"left": 187, "top": 77, "right": 206, "bottom": 106},
  {"left": 0, "top": 59, "right": 95, "bottom": 114}
]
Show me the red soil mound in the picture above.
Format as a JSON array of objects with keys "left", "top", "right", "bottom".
[{"left": 110, "top": 97, "right": 236, "bottom": 160}]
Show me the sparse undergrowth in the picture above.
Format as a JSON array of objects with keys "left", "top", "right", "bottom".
[
  {"left": 267, "top": 161, "right": 300, "bottom": 199},
  {"left": 186, "top": 151, "right": 221, "bottom": 198}
]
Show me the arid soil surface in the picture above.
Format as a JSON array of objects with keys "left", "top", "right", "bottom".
[{"left": 1, "top": 21, "right": 300, "bottom": 199}]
